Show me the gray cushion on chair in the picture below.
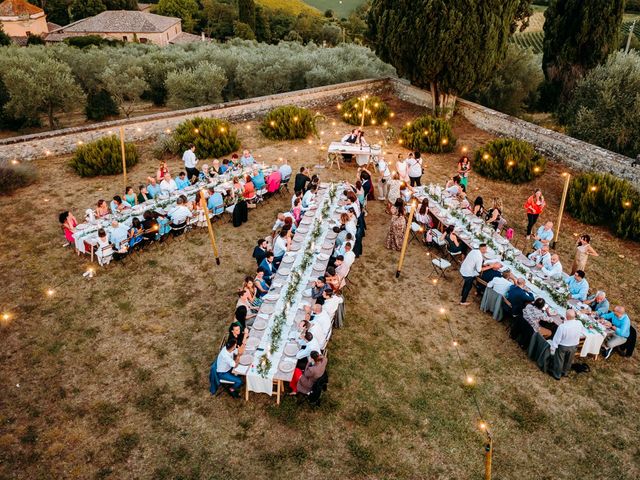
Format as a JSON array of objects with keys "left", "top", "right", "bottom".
[{"left": 480, "top": 287, "right": 504, "bottom": 321}]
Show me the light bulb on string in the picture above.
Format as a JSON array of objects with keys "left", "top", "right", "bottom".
[
  {"left": 465, "top": 375, "right": 474, "bottom": 385},
  {"left": 452, "top": 340, "right": 458, "bottom": 347},
  {"left": 46, "top": 288, "right": 55, "bottom": 297}
]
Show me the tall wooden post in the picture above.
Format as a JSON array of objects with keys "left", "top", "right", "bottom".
[
  {"left": 395, "top": 200, "right": 417, "bottom": 278},
  {"left": 199, "top": 193, "right": 221, "bottom": 265},
  {"left": 552, "top": 173, "right": 571, "bottom": 248},
  {"left": 119, "top": 127, "right": 127, "bottom": 191},
  {"left": 484, "top": 436, "right": 493, "bottom": 480},
  {"left": 360, "top": 95, "right": 367, "bottom": 128}
]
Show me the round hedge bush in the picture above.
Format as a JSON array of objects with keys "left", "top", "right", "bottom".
[
  {"left": 567, "top": 172, "right": 640, "bottom": 241},
  {"left": 338, "top": 95, "right": 390, "bottom": 126},
  {"left": 70, "top": 136, "right": 139, "bottom": 177},
  {"left": 398, "top": 115, "right": 456, "bottom": 153},
  {"left": 260, "top": 106, "right": 317, "bottom": 140},
  {"left": 0, "top": 164, "right": 37, "bottom": 195},
  {"left": 173, "top": 117, "right": 240, "bottom": 159},
  {"left": 473, "top": 138, "right": 546, "bottom": 184}
]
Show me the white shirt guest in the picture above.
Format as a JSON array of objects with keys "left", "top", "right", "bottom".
[
  {"left": 216, "top": 344, "right": 237, "bottom": 373},
  {"left": 548, "top": 310, "right": 584, "bottom": 354},
  {"left": 160, "top": 174, "right": 178, "bottom": 194},
  {"left": 323, "top": 292, "right": 344, "bottom": 319},
  {"left": 541, "top": 254, "right": 563, "bottom": 279},
  {"left": 169, "top": 200, "right": 192, "bottom": 225},
  {"left": 182, "top": 147, "right": 198, "bottom": 169},
  {"left": 487, "top": 274, "right": 514, "bottom": 296}
]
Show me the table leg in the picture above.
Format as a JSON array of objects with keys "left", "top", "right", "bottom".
[
  {"left": 244, "top": 384, "right": 249, "bottom": 402},
  {"left": 276, "top": 380, "right": 281, "bottom": 405},
  {"left": 91, "top": 244, "right": 95, "bottom": 263}
]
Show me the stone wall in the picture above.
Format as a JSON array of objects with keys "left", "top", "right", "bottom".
[
  {"left": 390, "top": 78, "right": 640, "bottom": 187},
  {"left": 0, "top": 78, "right": 390, "bottom": 163}
]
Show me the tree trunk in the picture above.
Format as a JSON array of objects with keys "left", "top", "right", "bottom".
[
  {"left": 430, "top": 81, "right": 439, "bottom": 116},
  {"left": 47, "top": 102, "right": 55, "bottom": 129}
]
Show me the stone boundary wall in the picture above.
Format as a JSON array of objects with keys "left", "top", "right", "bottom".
[
  {"left": 2, "top": 76, "right": 638, "bottom": 187},
  {"left": 390, "top": 78, "right": 640, "bottom": 187},
  {"left": 0, "top": 78, "right": 391, "bottom": 163}
]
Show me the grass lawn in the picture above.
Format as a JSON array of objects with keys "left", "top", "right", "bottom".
[
  {"left": 304, "top": 0, "right": 365, "bottom": 18},
  {"left": 0, "top": 95, "right": 639, "bottom": 479}
]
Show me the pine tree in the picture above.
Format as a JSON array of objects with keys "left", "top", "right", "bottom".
[
  {"left": 368, "top": 0, "right": 524, "bottom": 115},
  {"left": 238, "top": 0, "right": 256, "bottom": 31},
  {"left": 541, "top": 0, "right": 624, "bottom": 111}
]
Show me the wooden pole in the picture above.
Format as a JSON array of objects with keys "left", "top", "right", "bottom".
[
  {"left": 360, "top": 95, "right": 367, "bottom": 129},
  {"left": 119, "top": 127, "right": 127, "bottom": 191},
  {"left": 199, "top": 193, "right": 221, "bottom": 265},
  {"left": 552, "top": 173, "right": 571, "bottom": 248},
  {"left": 484, "top": 437, "right": 493, "bottom": 480},
  {"left": 395, "top": 199, "right": 417, "bottom": 278}
]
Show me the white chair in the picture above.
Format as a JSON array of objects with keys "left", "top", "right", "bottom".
[{"left": 431, "top": 257, "right": 452, "bottom": 278}]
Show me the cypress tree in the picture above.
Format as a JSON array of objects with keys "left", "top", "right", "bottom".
[
  {"left": 238, "top": 0, "right": 256, "bottom": 32},
  {"left": 541, "top": 0, "right": 624, "bottom": 112},
  {"left": 368, "top": 0, "right": 524, "bottom": 115}
]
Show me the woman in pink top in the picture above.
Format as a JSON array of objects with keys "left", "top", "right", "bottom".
[
  {"left": 59, "top": 211, "right": 77, "bottom": 245},
  {"left": 266, "top": 170, "right": 282, "bottom": 193}
]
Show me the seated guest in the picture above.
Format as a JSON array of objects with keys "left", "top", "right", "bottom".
[
  {"left": 198, "top": 165, "right": 210, "bottom": 183},
  {"left": 311, "top": 277, "right": 330, "bottom": 302},
  {"left": 302, "top": 184, "right": 317, "bottom": 209},
  {"left": 108, "top": 220, "right": 129, "bottom": 250},
  {"left": 137, "top": 185, "right": 152, "bottom": 204},
  {"left": 110, "top": 195, "right": 131, "bottom": 214},
  {"left": 294, "top": 167, "right": 310, "bottom": 193},
  {"left": 234, "top": 305, "right": 248, "bottom": 329},
  {"left": 259, "top": 252, "right": 276, "bottom": 284},
  {"left": 505, "top": 278, "right": 535, "bottom": 317},
  {"left": 322, "top": 289, "right": 343, "bottom": 320},
  {"left": 334, "top": 256, "right": 350, "bottom": 287},
  {"left": 219, "top": 159, "right": 230, "bottom": 174},
  {"left": 254, "top": 268, "right": 269, "bottom": 297},
  {"left": 160, "top": 174, "right": 178, "bottom": 194},
  {"left": 95, "top": 199, "right": 109, "bottom": 218},
  {"left": 272, "top": 212, "right": 295, "bottom": 238},
  {"left": 342, "top": 242, "right": 356, "bottom": 270},
  {"left": 565, "top": 270, "right": 589, "bottom": 301},
  {"left": 253, "top": 238, "right": 268, "bottom": 266},
  {"left": 290, "top": 351, "right": 327, "bottom": 395},
  {"left": 415, "top": 199, "right": 434, "bottom": 228},
  {"left": 292, "top": 198, "right": 302, "bottom": 224},
  {"left": 128, "top": 217, "right": 144, "bottom": 248},
  {"left": 146, "top": 177, "right": 160, "bottom": 199},
  {"left": 548, "top": 309, "right": 583, "bottom": 379},
  {"left": 473, "top": 196, "right": 485, "bottom": 217},
  {"left": 230, "top": 153, "right": 239, "bottom": 166},
  {"left": 444, "top": 225, "right": 463, "bottom": 255},
  {"left": 487, "top": 270, "right": 515, "bottom": 296},
  {"left": 154, "top": 212, "right": 171, "bottom": 236},
  {"left": 241, "top": 276, "right": 261, "bottom": 308},
  {"left": 523, "top": 298, "right": 554, "bottom": 338},
  {"left": 243, "top": 175, "right": 256, "bottom": 199},
  {"left": 251, "top": 168, "right": 266, "bottom": 190},
  {"left": 207, "top": 189, "right": 224, "bottom": 215},
  {"left": 307, "top": 174, "right": 319, "bottom": 192},
  {"left": 241, "top": 149, "right": 255, "bottom": 168},
  {"left": 532, "top": 221, "right": 554, "bottom": 250},
  {"left": 279, "top": 160, "right": 292, "bottom": 181},
  {"left": 236, "top": 289, "right": 258, "bottom": 321},
  {"left": 228, "top": 321, "right": 247, "bottom": 349},
  {"left": 583, "top": 290, "right": 610, "bottom": 315},
  {"left": 141, "top": 211, "right": 159, "bottom": 241},
  {"left": 168, "top": 197, "right": 192, "bottom": 227},
  {"left": 176, "top": 172, "right": 191, "bottom": 190},
  {"left": 296, "top": 331, "right": 321, "bottom": 360},
  {"left": 477, "top": 262, "right": 503, "bottom": 295},
  {"left": 528, "top": 244, "right": 551, "bottom": 266},
  {"left": 601, "top": 306, "right": 631, "bottom": 359},
  {"left": 124, "top": 186, "right": 136, "bottom": 206},
  {"left": 273, "top": 229, "right": 290, "bottom": 268},
  {"left": 156, "top": 161, "right": 169, "bottom": 181},
  {"left": 216, "top": 338, "right": 242, "bottom": 398},
  {"left": 445, "top": 175, "right": 463, "bottom": 196},
  {"left": 266, "top": 169, "right": 281, "bottom": 194},
  {"left": 291, "top": 190, "right": 303, "bottom": 210},
  {"left": 95, "top": 228, "right": 113, "bottom": 265},
  {"left": 325, "top": 267, "right": 341, "bottom": 293},
  {"left": 59, "top": 210, "right": 78, "bottom": 246},
  {"left": 211, "top": 159, "right": 221, "bottom": 175},
  {"left": 539, "top": 253, "right": 563, "bottom": 279},
  {"left": 486, "top": 197, "right": 506, "bottom": 232},
  {"left": 306, "top": 303, "right": 332, "bottom": 344}
]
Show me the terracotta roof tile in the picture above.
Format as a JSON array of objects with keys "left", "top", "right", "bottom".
[{"left": 0, "top": 0, "right": 43, "bottom": 17}]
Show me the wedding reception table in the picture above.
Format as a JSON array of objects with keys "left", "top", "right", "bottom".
[
  {"left": 327, "top": 142, "right": 381, "bottom": 166},
  {"left": 233, "top": 182, "right": 345, "bottom": 404},
  {"left": 416, "top": 185, "right": 609, "bottom": 357}
]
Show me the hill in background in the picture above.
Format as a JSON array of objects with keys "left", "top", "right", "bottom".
[
  {"left": 304, "top": 0, "right": 366, "bottom": 18},
  {"left": 256, "top": 0, "right": 321, "bottom": 16}
]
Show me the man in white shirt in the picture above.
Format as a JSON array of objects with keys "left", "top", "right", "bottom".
[
  {"left": 395, "top": 154, "right": 409, "bottom": 183},
  {"left": 342, "top": 242, "right": 356, "bottom": 270},
  {"left": 272, "top": 230, "right": 289, "bottom": 268},
  {"left": 487, "top": 270, "right": 515, "bottom": 296},
  {"left": 279, "top": 160, "right": 292, "bottom": 181},
  {"left": 548, "top": 309, "right": 583, "bottom": 379},
  {"left": 307, "top": 303, "right": 332, "bottom": 344},
  {"left": 272, "top": 212, "right": 294, "bottom": 236},
  {"left": 240, "top": 149, "right": 255, "bottom": 168},
  {"left": 322, "top": 289, "right": 343, "bottom": 320},
  {"left": 528, "top": 244, "right": 551, "bottom": 266},
  {"left": 296, "top": 331, "right": 321, "bottom": 360},
  {"left": 302, "top": 184, "right": 317, "bottom": 208},
  {"left": 407, "top": 151, "right": 423, "bottom": 186},
  {"left": 216, "top": 338, "right": 242, "bottom": 397},
  {"left": 182, "top": 144, "right": 199, "bottom": 181},
  {"left": 160, "top": 174, "right": 178, "bottom": 194},
  {"left": 540, "top": 254, "right": 563, "bottom": 279},
  {"left": 168, "top": 198, "right": 192, "bottom": 226},
  {"left": 460, "top": 244, "right": 491, "bottom": 305},
  {"left": 376, "top": 157, "right": 392, "bottom": 200}
]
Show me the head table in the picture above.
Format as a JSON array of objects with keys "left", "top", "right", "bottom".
[
  {"left": 233, "top": 182, "right": 346, "bottom": 403},
  {"left": 415, "top": 184, "right": 609, "bottom": 357},
  {"left": 72, "top": 164, "right": 275, "bottom": 256}
]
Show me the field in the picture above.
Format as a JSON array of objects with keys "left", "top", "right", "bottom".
[
  {"left": 1, "top": 95, "right": 639, "bottom": 479},
  {"left": 257, "top": 0, "right": 321, "bottom": 16},
  {"left": 304, "top": 0, "right": 365, "bottom": 18}
]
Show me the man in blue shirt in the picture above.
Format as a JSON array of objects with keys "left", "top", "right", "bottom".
[
  {"left": 108, "top": 220, "right": 129, "bottom": 250},
  {"left": 565, "top": 270, "right": 589, "bottom": 301},
  {"left": 505, "top": 277, "right": 535, "bottom": 317},
  {"left": 584, "top": 291, "right": 610, "bottom": 315},
  {"left": 259, "top": 252, "right": 276, "bottom": 285},
  {"left": 147, "top": 177, "right": 160, "bottom": 199},
  {"left": 251, "top": 169, "right": 266, "bottom": 190},
  {"left": 207, "top": 189, "right": 224, "bottom": 215},
  {"left": 279, "top": 161, "right": 292, "bottom": 181},
  {"left": 601, "top": 306, "right": 631, "bottom": 359},
  {"left": 175, "top": 172, "right": 191, "bottom": 190},
  {"left": 241, "top": 149, "right": 255, "bottom": 168},
  {"left": 532, "top": 221, "right": 554, "bottom": 250}
]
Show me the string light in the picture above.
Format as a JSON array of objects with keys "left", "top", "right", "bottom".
[
  {"left": 331, "top": 121, "right": 336, "bottom": 126},
  {"left": 108, "top": 130, "right": 113, "bottom": 134},
  {"left": 390, "top": 112, "right": 395, "bottom": 118},
  {"left": 371, "top": 119, "right": 377, "bottom": 125},
  {"left": 462, "top": 146, "right": 468, "bottom": 153},
  {"left": 219, "top": 127, "right": 226, "bottom": 133},
  {"left": 431, "top": 278, "right": 438, "bottom": 285},
  {"left": 398, "top": 139, "right": 403, "bottom": 144},
  {"left": 452, "top": 340, "right": 458, "bottom": 346},
  {"left": 44, "top": 198, "right": 49, "bottom": 202},
  {"left": 337, "top": 104, "right": 342, "bottom": 110},
  {"left": 439, "top": 307, "right": 446, "bottom": 314},
  {"left": 270, "top": 121, "right": 276, "bottom": 127},
  {"left": 479, "top": 421, "right": 487, "bottom": 431},
  {"left": 465, "top": 375, "right": 475, "bottom": 385},
  {"left": 2, "top": 312, "right": 9, "bottom": 321},
  {"left": 623, "top": 201, "right": 631, "bottom": 207},
  {"left": 590, "top": 186, "right": 597, "bottom": 192},
  {"left": 441, "top": 138, "right": 449, "bottom": 145},
  {"left": 293, "top": 116, "right": 299, "bottom": 122},
  {"left": 562, "top": 172, "right": 569, "bottom": 177},
  {"left": 165, "top": 129, "right": 171, "bottom": 134},
  {"left": 383, "top": 121, "right": 388, "bottom": 126},
  {"left": 45, "top": 150, "right": 51, "bottom": 156},
  {"left": 246, "top": 125, "right": 251, "bottom": 130},
  {"left": 46, "top": 289, "right": 55, "bottom": 297},
  {"left": 507, "top": 160, "right": 515, "bottom": 166},
  {"left": 136, "top": 127, "right": 142, "bottom": 132},
  {"left": 194, "top": 128, "right": 199, "bottom": 134},
  {"left": 483, "top": 153, "right": 490, "bottom": 160},
  {"left": 11, "top": 159, "right": 19, "bottom": 165},
  {"left": 77, "top": 141, "right": 83, "bottom": 145},
  {"left": 406, "top": 121, "right": 412, "bottom": 127},
  {"left": 533, "top": 167, "right": 540, "bottom": 173}
]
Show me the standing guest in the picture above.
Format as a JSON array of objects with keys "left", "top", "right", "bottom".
[
  {"left": 294, "top": 167, "right": 311, "bottom": 193},
  {"left": 359, "top": 165, "right": 374, "bottom": 202},
  {"left": 354, "top": 180, "right": 366, "bottom": 206},
  {"left": 59, "top": 211, "right": 77, "bottom": 246},
  {"left": 548, "top": 309, "right": 583, "bottom": 379},
  {"left": 241, "top": 149, "right": 255, "bottom": 168},
  {"left": 505, "top": 278, "right": 535, "bottom": 317},
  {"left": 176, "top": 172, "right": 191, "bottom": 190},
  {"left": 376, "top": 156, "right": 392, "bottom": 200},
  {"left": 407, "top": 151, "right": 423, "bottom": 187},
  {"left": 279, "top": 159, "right": 292, "bottom": 181},
  {"left": 156, "top": 161, "right": 169, "bottom": 181},
  {"left": 160, "top": 174, "right": 178, "bottom": 194},
  {"left": 528, "top": 244, "right": 551, "bottom": 266},
  {"left": 387, "top": 172, "right": 403, "bottom": 209},
  {"left": 253, "top": 238, "right": 268, "bottom": 266},
  {"left": 216, "top": 338, "right": 242, "bottom": 398},
  {"left": 266, "top": 169, "right": 281, "bottom": 194},
  {"left": 532, "top": 221, "right": 554, "bottom": 250},
  {"left": 472, "top": 196, "right": 485, "bottom": 217},
  {"left": 395, "top": 153, "right": 410, "bottom": 183},
  {"left": 565, "top": 270, "right": 589, "bottom": 301},
  {"left": 524, "top": 189, "right": 546, "bottom": 238},
  {"left": 571, "top": 234, "right": 599, "bottom": 275},
  {"left": 259, "top": 252, "right": 276, "bottom": 284},
  {"left": 486, "top": 198, "right": 505, "bottom": 232},
  {"left": 147, "top": 177, "right": 160, "bottom": 199},
  {"left": 583, "top": 291, "right": 610, "bottom": 315},
  {"left": 291, "top": 351, "right": 327, "bottom": 395},
  {"left": 124, "top": 186, "right": 136, "bottom": 206},
  {"left": 110, "top": 195, "right": 131, "bottom": 214},
  {"left": 95, "top": 199, "right": 109, "bottom": 218},
  {"left": 385, "top": 200, "right": 407, "bottom": 251},
  {"left": 182, "top": 144, "right": 199, "bottom": 181},
  {"left": 137, "top": 185, "right": 151, "bottom": 204},
  {"left": 459, "top": 243, "right": 491, "bottom": 305},
  {"left": 601, "top": 306, "right": 631, "bottom": 359},
  {"left": 457, "top": 156, "right": 471, "bottom": 189}
]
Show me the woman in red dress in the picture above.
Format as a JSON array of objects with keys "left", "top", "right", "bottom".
[{"left": 523, "top": 189, "right": 546, "bottom": 238}]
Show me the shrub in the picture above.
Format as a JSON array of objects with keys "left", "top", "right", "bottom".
[
  {"left": 473, "top": 138, "right": 546, "bottom": 184},
  {"left": 85, "top": 89, "right": 119, "bottom": 121},
  {"left": 165, "top": 61, "right": 226, "bottom": 109},
  {"left": 338, "top": 95, "right": 390, "bottom": 127},
  {"left": 26, "top": 34, "right": 45, "bottom": 46},
  {"left": 152, "top": 133, "right": 179, "bottom": 160},
  {"left": 566, "top": 172, "right": 640, "bottom": 241},
  {"left": 172, "top": 117, "right": 240, "bottom": 158},
  {"left": 69, "top": 135, "right": 139, "bottom": 177},
  {"left": 260, "top": 106, "right": 316, "bottom": 140},
  {"left": 398, "top": 115, "right": 456, "bottom": 153},
  {"left": 0, "top": 164, "right": 38, "bottom": 195},
  {"left": 65, "top": 35, "right": 123, "bottom": 48}
]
